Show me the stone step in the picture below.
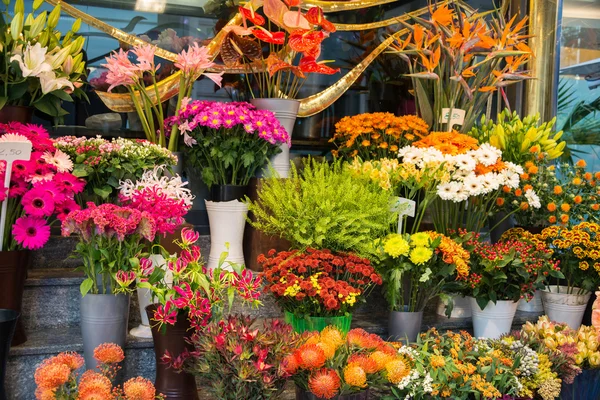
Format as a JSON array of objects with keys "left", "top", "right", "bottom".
[{"left": 7, "top": 326, "right": 155, "bottom": 400}]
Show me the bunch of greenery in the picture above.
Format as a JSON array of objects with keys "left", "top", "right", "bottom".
[{"left": 246, "top": 159, "right": 395, "bottom": 257}]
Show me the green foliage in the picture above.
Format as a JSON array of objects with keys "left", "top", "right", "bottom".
[{"left": 246, "top": 159, "right": 396, "bottom": 257}]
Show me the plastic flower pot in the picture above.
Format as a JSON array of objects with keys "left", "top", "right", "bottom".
[
  {"left": 0, "top": 251, "right": 28, "bottom": 346},
  {"left": 295, "top": 386, "right": 369, "bottom": 400},
  {"left": 468, "top": 297, "right": 518, "bottom": 339},
  {"left": 251, "top": 98, "right": 298, "bottom": 178},
  {"left": 146, "top": 304, "right": 199, "bottom": 400},
  {"left": 541, "top": 286, "right": 591, "bottom": 329},
  {"left": 0, "top": 309, "right": 19, "bottom": 400},
  {"left": 560, "top": 369, "right": 600, "bottom": 400},
  {"left": 285, "top": 312, "right": 352, "bottom": 334}
]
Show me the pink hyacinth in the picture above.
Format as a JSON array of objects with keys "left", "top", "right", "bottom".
[{"left": 12, "top": 216, "right": 51, "bottom": 250}]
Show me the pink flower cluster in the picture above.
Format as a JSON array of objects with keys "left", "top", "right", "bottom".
[
  {"left": 165, "top": 101, "right": 291, "bottom": 147},
  {"left": 61, "top": 202, "right": 157, "bottom": 242},
  {"left": 0, "top": 123, "right": 85, "bottom": 250}
]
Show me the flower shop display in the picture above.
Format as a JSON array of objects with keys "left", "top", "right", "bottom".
[
  {"left": 0, "top": 0, "right": 86, "bottom": 122},
  {"left": 103, "top": 43, "right": 222, "bottom": 154},
  {"left": 375, "top": 232, "right": 469, "bottom": 341},
  {"left": 171, "top": 315, "right": 300, "bottom": 400},
  {"left": 34, "top": 342, "right": 164, "bottom": 399},
  {"left": 536, "top": 223, "right": 600, "bottom": 328},
  {"left": 248, "top": 159, "right": 395, "bottom": 258},
  {"left": 460, "top": 231, "right": 561, "bottom": 338},
  {"left": 259, "top": 248, "right": 382, "bottom": 334},
  {"left": 53, "top": 136, "right": 176, "bottom": 205},
  {"left": 137, "top": 227, "right": 262, "bottom": 400},
  {"left": 0, "top": 123, "right": 84, "bottom": 345},
  {"left": 330, "top": 113, "right": 429, "bottom": 160},
  {"left": 285, "top": 326, "right": 410, "bottom": 399},
  {"left": 0, "top": 309, "right": 18, "bottom": 398},
  {"left": 389, "top": 4, "right": 532, "bottom": 132},
  {"left": 118, "top": 166, "right": 193, "bottom": 338},
  {"left": 218, "top": 0, "right": 339, "bottom": 170},
  {"left": 166, "top": 100, "right": 290, "bottom": 269},
  {"left": 61, "top": 203, "right": 157, "bottom": 369}
]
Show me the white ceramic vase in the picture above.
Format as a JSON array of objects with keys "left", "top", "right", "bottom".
[
  {"left": 541, "top": 286, "right": 591, "bottom": 329},
  {"left": 130, "top": 254, "right": 168, "bottom": 339},
  {"left": 517, "top": 290, "right": 544, "bottom": 313},
  {"left": 436, "top": 294, "right": 472, "bottom": 318},
  {"left": 250, "top": 98, "right": 299, "bottom": 178},
  {"left": 468, "top": 297, "right": 518, "bottom": 339},
  {"left": 205, "top": 199, "right": 248, "bottom": 270}
]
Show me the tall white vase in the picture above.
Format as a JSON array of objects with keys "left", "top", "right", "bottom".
[
  {"left": 205, "top": 199, "right": 248, "bottom": 270},
  {"left": 541, "top": 286, "right": 591, "bottom": 329},
  {"left": 130, "top": 254, "right": 167, "bottom": 338},
  {"left": 250, "top": 98, "right": 299, "bottom": 178}
]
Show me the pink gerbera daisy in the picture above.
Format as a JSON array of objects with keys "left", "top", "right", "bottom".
[
  {"left": 54, "top": 172, "right": 85, "bottom": 194},
  {"left": 22, "top": 189, "right": 55, "bottom": 217},
  {"left": 0, "top": 186, "right": 6, "bottom": 202},
  {"left": 8, "top": 179, "right": 28, "bottom": 198},
  {"left": 34, "top": 181, "right": 66, "bottom": 204},
  {"left": 12, "top": 216, "right": 51, "bottom": 249},
  {"left": 56, "top": 199, "right": 80, "bottom": 221}
]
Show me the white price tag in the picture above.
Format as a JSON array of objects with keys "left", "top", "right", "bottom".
[
  {"left": 391, "top": 197, "right": 416, "bottom": 233},
  {"left": 439, "top": 108, "right": 466, "bottom": 126},
  {"left": 0, "top": 141, "right": 32, "bottom": 162}
]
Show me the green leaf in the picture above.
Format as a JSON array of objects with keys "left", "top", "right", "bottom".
[
  {"left": 93, "top": 186, "right": 112, "bottom": 199},
  {"left": 413, "top": 79, "right": 433, "bottom": 127},
  {"left": 80, "top": 278, "right": 94, "bottom": 297},
  {"left": 0, "top": 97, "right": 7, "bottom": 111},
  {"left": 51, "top": 89, "right": 74, "bottom": 102},
  {"left": 33, "top": 97, "right": 59, "bottom": 117}
]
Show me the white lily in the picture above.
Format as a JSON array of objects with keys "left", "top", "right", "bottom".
[
  {"left": 39, "top": 70, "right": 74, "bottom": 94},
  {"left": 10, "top": 42, "right": 52, "bottom": 77}
]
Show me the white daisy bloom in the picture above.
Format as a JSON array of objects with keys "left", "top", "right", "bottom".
[{"left": 525, "top": 189, "right": 541, "bottom": 209}]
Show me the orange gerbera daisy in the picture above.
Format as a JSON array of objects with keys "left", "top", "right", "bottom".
[
  {"left": 34, "top": 362, "right": 71, "bottom": 389},
  {"left": 385, "top": 359, "right": 411, "bottom": 384},
  {"left": 308, "top": 369, "right": 341, "bottom": 399},
  {"left": 93, "top": 343, "right": 125, "bottom": 365},
  {"left": 296, "top": 344, "right": 326, "bottom": 370},
  {"left": 343, "top": 364, "right": 367, "bottom": 388},
  {"left": 123, "top": 377, "right": 156, "bottom": 400}
]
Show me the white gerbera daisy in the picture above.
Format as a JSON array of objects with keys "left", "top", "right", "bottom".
[{"left": 525, "top": 189, "right": 541, "bottom": 208}]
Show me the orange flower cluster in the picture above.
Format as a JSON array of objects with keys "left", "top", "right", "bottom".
[
  {"left": 413, "top": 131, "right": 479, "bottom": 155},
  {"left": 34, "top": 343, "right": 162, "bottom": 400},
  {"left": 427, "top": 232, "right": 470, "bottom": 278},
  {"left": 285, "top": 326, "right": 411, "bottom": 398},
  {"left": 331, "top": 113, "right": 429, "bottom": 160}
]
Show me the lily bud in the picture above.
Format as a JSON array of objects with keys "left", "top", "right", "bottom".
[
  {"left": 62, "top": 55, "right": 74, "bottom": 75},
  {"left": 29, "top": 11, "right": 47, "bottom": 39},
  {"left": 32, "top": 0, "right": 44, "bottom": 10},
  {"left": 72, "top": 18, "right": 81, "bottom": 33},
  {"left": 47, "top": 5, "right": 61, "bottom": 29},
  {"left": 10, "top": 12, "right": 23, "bottom": 41},
  {"left": 70, "top": 36, "right": 85, "bottom": 55},
  {"left": 14, "top": 0, "right": 24, "bottom": 15}
]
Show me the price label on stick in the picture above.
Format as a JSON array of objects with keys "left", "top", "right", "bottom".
[
  {"left": 0, "top": 140, "right": 33, "bottom": 251},
  {"left": 390, "top": 197, "right": 416, "bottom": 233}
]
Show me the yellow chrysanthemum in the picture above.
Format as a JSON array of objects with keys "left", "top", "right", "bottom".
[
  {"left": 410, "top": 232, "right": 431, "bottom": 247},
  {"left": 409, "top": 246, "right": 433, "bottom": 265},
  {"left": 384, "top": 235, "right": 410, "bottom": 258}
]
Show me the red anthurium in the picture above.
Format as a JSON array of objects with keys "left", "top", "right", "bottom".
[
  {"left": 303, "top": 44, "right": 321, "bottom": 59},
  {"left": 239, "top": 6, "right": 265, "bottom": 26},
  {"left": 288, "top": 29, "right": 326, "bottom": 53},
  {"left": 299, "top": 56, "right": 340, "bottom": 75},
  {"left": 306, "top": 7, "right": 336, "bottom": 32},
  {"left": 283, "top": 0, "right": 301, "bottom": 6},
  {"left": 266, "top": 54, "right": 306, "bottom": 78},
  {"left": 252, "top": 27, "right": 286, "bottom": 44}
]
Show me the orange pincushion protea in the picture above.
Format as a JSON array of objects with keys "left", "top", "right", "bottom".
[
  {"left": 368, "top": 350, "right": 394, "bottom": 371},
  {"left": 34, "top": 387, "right": 56, "bottom": 400},
  {"left": 343, "top": 364, "right": 368, "bottom": 388},
  {"left": 385, "top": 359, "right": 411, "bottom": 384},
  {"left": 319, "top": 326, "right": 344, "bottom": 348},
  {"left": 77, "top": 371, "right": 113, "bottom": 400},
  {"left": 346, "top": 328, "right": 382, "bottom": 349},
  {"left": 34, "top": 362, "right": 71, "bottom": 389},
  {"left": 413, "top": 131, "right": 479, "bottom": 155},
  {"left": 308, "top": 368, "right": 341, "bottom": 399},
  {"left": 316, "top": 341, "right": 337, "bottom": 360},
  {"left": 50, "top": 352, "right": 85, "bottom": 371},
  {"left": 93, "top": 343, "right": 125, "bottom": 364},
  {"left": 296, "top": 343, "right": 327, "bottom": 370},
  {"left": 282, "top": 353, "right": 300, "bottom": 375},
  {"left": 123, "top": 377, "right": 157, "bottom": 400}
]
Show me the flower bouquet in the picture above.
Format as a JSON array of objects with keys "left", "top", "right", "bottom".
[
  {"left": 0, "top": 0, "right": 86, "bottom": 121},
  {"left": 0, "top": 123, "right": 84, "bottom": 251},
  {"left": 375, "top": 231, "right": 469, "bottom": 341},
  {"left": 170, "top": 315, "right": 300, "bottom": 400},
  {"left": 53, "top": 136, "right": 176, "bottom": 204},
  {"left": 330, "top": 113, "right": 428, "bottom": 160},
  {"left": 103, "top": 43, "right": 222, "bottom": 151},
  {"left": 34, "top": 343, "right": 164, "bottom": 399},
  {"left": 535, "top": 223, "right": 600, "bottom": 328},
  {"left": 459, "top": 231, "right": 561, "bottom": 338},
  {"left": 259, "top": 248, "right": 382, "bottom": 334},
  {"left": 285, "top": 326, "right": 410, "bottom": 399},
  {"left": 389, "top": 3, "right": 532, "bottom": 132}
]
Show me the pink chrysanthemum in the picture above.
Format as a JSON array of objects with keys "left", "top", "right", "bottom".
[
  {"left": 22, "top": 189, "right": 55, "bottom": 217},
  {"left": 12, "top": 216, "right": 51, "bottom": 250}
]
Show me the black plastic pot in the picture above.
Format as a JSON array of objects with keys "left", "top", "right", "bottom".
[
  {"left": 210, "top": 185, "right": 248, "bottom": 202},
  {"left": 0, "top": 309, "right": 19, "bottom": 400}
]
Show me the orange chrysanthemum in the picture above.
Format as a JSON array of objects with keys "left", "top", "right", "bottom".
[
  {"left": 576, "top": 159, "right": 587, "bottom": 168},
  {"left": 554, "top": 186, "right": 563, "bottom": 195},
  {"left": 123, "top": 377, "right": 156, "bottom": 400},
  {"left": 561, "top": 203, "right": 571, "bottom": 212},
  {"left": 573, "top": 177, "right": 583, "bottom": 185},
  {"left": 549, "top": 216, "right": 557, "bottom": 224},
  {"left": 515, "top": 189, "right": 523, "bottom": 197},
  {"left": 52, "top": 352, "right": 85, "bottom": 371},
  {"left": 412, "top": 131, "right": 479, "bottom": 155},
  {"left": 296, "top": 344, "right": 326, "bottom": 370},
  {"left": 77, "top": 371, "right": 112, "bottom": 400},
  {"left": 560, "top": 214, "right": 569, "bottom": 224},
  {"left": 520, "top": 202, "right": 529, "bottom": 211},
  {"left": 574, "top": 195, "right": 583, "bottom": 204},
  {"left": 496, "top": 198, "right": 505, "bottom": 206},
  {"left": 34, "top": 362, "right": 71, "bottom": 389},
  {"left": 585, "top": 172, "right": 593, "bottom": 181},
  {"left": 368, "top": 351, "right": 393, "bottom": 371},
  {"left": 320, "top": 326, "right": 344, "bottom": 348},
  {"left": 308, "top": 369, "right": 341, "bottom": 399},
  {"left": 385, "top": 359, "right": 410, "bottom": 384},
  {"left": 343, "top": 364, "right": 367, "bottom": 388},
  {"left": 93, "top": 343, "right": 125, "bottom": 365},
  {"left": 592, "top": 204, "right": 600, "bottom": 211}
]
